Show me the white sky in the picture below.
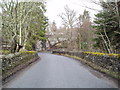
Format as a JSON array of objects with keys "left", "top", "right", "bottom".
[
  {"left": 0, "top": 0, "right": 102, "bottom": 27},
  {"left": 45, "top": 0, "right": 102, "bottom": 27}
]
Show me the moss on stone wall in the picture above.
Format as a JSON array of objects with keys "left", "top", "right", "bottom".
[{"left": 1, "top": 51, "right": 39, "bottom": 81}]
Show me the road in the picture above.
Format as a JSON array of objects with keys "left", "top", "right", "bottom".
[{"left": 3, "top": 53, "right": 118, "bottom": 88}]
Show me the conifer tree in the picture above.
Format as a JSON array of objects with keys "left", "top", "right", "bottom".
[{"left": 93, "top": 1, "right": 120, "bottom": 53}]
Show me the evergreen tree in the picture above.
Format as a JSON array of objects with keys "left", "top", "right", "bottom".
[{"left": 93, "top": 1, "right": 120, "bottom": 53}]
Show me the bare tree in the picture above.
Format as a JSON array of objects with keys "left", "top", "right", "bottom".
[
  {"left": 58, "top": 5, "right": 78, "bottom": 50},
  {"left": 59, "top": 5, "right": 77, "bottom": 29}
]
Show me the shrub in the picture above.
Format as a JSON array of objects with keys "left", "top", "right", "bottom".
[
  {"left": 84, "top": 51, "right": 120, "bottom": 58},
  {"left": 0, "top": 50, "right": 10, "bottom": 55},
  {"left": 20, "top": 51, "right": 37, "bottom": 54}
]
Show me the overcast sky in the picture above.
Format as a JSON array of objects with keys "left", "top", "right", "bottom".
[
  {"left": 0, "top": 0, "right": 102, "bottom": 28},
  {"left": 45, "top": 0, "right": 102, "bottom": 27}
]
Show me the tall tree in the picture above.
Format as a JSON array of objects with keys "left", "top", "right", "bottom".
[
  {"left": 59, "top": 5, "right": 77, "bottom": 50},
  {"left": 77, "top": 10, "right": 94, "bottom": 51},
  {"left": 1, "top": 0, "right": 48, "bottom": 52},
  {"left": 93, "top": 1, "right": 120, "bottom": 53}
]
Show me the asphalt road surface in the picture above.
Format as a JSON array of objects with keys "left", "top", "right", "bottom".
[{"left": 3, "top": 53, "right": 118, "bottom": 88}]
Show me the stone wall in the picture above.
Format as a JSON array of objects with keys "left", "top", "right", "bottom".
[
  {"left": 52, "top": 51, "right": 120, "bottom": 73},
  {"left": 1, "top": 52, "right": 39, "bottom": 82}
]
